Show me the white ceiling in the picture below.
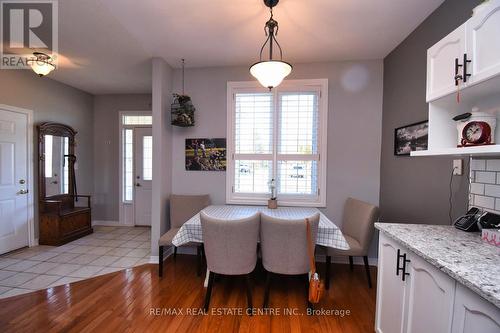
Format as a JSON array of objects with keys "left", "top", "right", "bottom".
[{"left": 50, "top": 0, "right": 445, "bottom": 94}]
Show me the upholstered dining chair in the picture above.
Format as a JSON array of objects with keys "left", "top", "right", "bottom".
[
  {"left": 260, "top": 212, "right": 320, "bottom": 309},
  {"left": 326, "top": 198, "right": 379, "bottom": 289},
  {"left": 201, "top": 211, "right": 260, "bottom": 313},
  {"left": 158, "top": 194, "right": 211, "bottom": 277}
]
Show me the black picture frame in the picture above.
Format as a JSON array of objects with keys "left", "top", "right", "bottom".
[{"left": 394, "top": 120, "right": 429, "bottom": 156}]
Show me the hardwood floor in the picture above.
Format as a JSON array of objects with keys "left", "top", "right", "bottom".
[{"left": 0, "top": 255, "right": 376, "bottom": 333}]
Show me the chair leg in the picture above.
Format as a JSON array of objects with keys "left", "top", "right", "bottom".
[
  {"left": 173, "top": 246, "right": 177, "bottom": 261},
  {"left": 349, "top": 256, "right": 354, "bottom": 271},
  {"left": 245, "top": 274, "right": 253, "bottom": 315},
  {"left": 325, "top": 255, "right": 331, "bottom": 290},
  {"left": 363, "top": 256, "right": 372, "bottom": 288},
  {"left": 197, "top": 245, "right": 202, "bottom": 277},
  {"left": 263, "top": 271, "right": 271, "bottom": 308},
  {"left": 204, "top": 271, "right": 215, "bottom": 312},
  {"left": 158, "top": 246, "right": 164, "bottom": 277},
  {"left": 304, "top": 274, "right": 312, "bottom": 310}
]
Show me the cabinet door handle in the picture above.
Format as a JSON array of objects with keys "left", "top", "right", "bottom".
[
  {"left": 396, "top": 249, "right": 402, "bottom": 276},
  {"left": 455, "top": 58, "right": 463, "bottom": 86},
  {"left": 463, "top": 53, "right": 472, "bottom": 83},
  {"left": 402, "top": 253, "right": 411, "bottom": 281}
]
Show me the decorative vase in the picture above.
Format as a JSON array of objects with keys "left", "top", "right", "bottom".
[{"left": 268, "top": 198, "right": 278, "bottom": 209}]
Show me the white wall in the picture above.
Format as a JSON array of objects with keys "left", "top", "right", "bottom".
[
  {"left": 151, "top": 58, "right": 173, "bottom": 255},
  {"left": 170, "top": 61, "right": 384, "bottom": 256}
]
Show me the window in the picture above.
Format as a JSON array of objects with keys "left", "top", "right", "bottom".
[
  {"left": 122, "top": 115, "right": 152, "bottom": 125},
  {"left": 143, "top": 136, "right": 153, "bottom": 180},
  {"left": 227, "top": 79, "right": 328, "bottom": 207},
  {"left": 123, "top": 128, "right": 134, "bottom": 202}
]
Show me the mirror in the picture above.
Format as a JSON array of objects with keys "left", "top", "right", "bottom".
[
  {"left": 37, "top": 123, "right": 77, "bottom": 200},
  {"left": 44, "top": 135, "right": 70, "bottom": 196}
]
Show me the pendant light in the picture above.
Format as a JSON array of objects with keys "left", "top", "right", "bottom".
[
  {"left": 250, "top": 0, "right": 292, "bottom": 90},
  {"left": 27, "top": 52, "right": 56, "bottom": 77}
]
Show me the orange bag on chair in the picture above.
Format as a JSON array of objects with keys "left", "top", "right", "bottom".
[{"left": 306, "top": 218, "right": 324, "bottom": 303}]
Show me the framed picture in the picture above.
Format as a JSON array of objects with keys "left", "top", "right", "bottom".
[
  {"left": 394, "top": 120, "right": 429, "bottom": 156},
  {"left": 185, "top": 138, "right": 226, "bottom": 171}
]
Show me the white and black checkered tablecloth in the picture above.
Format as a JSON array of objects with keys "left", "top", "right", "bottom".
[{"left": 171, "top": 205, "right": 350, "bottom": 250}]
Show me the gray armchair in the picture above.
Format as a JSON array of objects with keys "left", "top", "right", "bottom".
[
  {"left": 201, "top": 211, "right": 260, "bottom": 313},
  {"left": 260, "top": 212, "right": 320, "bottom": 308},
  {"left": 326, "top": 197, "right": 379, "bottom": 288},
  {"left": 158, "top": 194, "right": 210, "bottom": 277}
]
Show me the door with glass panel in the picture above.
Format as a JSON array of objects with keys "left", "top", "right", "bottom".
[{"left": 134, "top": 127, "right": 152, "bottom": 226}]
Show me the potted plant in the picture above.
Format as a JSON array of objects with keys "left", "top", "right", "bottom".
[{"left": 268, "top": 178, "right": 277, "bottom": 209}]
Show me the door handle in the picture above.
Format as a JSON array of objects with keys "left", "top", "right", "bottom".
[
  {"left": 136, "top": 183, "right": 142, "bottom": 187},
  {"left": 18, "top": 189, "right": 29, "bottom": 195},
  {"left": 463, "top": 53, "right": 472, "bottom": 83},
  {"left": 401, "top": 253, "right": 411, "bottom": 281},
  {"left": 454, "top": 58, "right": 463, "bottom": 86},
  {"left": 396, "top": 249, "right": 403, "bottom": 276}
]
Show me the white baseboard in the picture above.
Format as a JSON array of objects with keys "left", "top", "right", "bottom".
[
  {"left": 92, "top": 220, "right": 134, "bottom": 227},
  {"left": 30, "top": 238, "right": 39, "bottom": 247}
]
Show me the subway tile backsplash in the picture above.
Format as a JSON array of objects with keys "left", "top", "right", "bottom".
[{"left": 470, "top": 159, "right": 500, "bottom": 214}]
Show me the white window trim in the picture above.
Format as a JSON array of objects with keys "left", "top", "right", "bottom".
[
  {"left": 118, "top": 111, "right": 152, "bottom": 226},
  {"left": 226, "top": 79, "right": 328, "bottom": 207}
]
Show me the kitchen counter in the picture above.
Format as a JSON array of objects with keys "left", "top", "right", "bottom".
[{"left": 375, "top": 223, "right": 500, "bottom": 308}]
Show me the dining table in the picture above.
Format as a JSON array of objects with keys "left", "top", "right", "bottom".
[{"left": 171, "top": 205, "right": 350, "bottom": 286}]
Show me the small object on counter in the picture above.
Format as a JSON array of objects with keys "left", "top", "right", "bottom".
[{"left": 481, "top": 229, "right": 500, "bottom": 248}]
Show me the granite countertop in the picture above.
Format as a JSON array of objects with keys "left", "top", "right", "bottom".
[{"left": 375, "top": 223, "right": 499, "bottom": 308}]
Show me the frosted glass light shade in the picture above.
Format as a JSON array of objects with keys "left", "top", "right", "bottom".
[
  {"left": 28, "top": 60, "right": 55, "bottom": 76},
  {"left": 250, "top": 60, "right": 292, "bottom": 89}
]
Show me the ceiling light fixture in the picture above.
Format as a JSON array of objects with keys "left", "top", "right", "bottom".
[
  {"left": 250, "top": 0, "right": 292, "bottom": 90},
  {"left": 27, "top": 52, "right": 56, "bottom": 77}
]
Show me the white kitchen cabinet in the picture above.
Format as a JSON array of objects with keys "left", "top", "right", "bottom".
[
  {"left": 426, "top": 24, "right": 466, "bottom": 102},
  {"left": 452, "top": 283, "right": 500, "bottom": 333},
  {"left": 403, "top": 253, "right": 455, "bottom": 333},
  {"left": 375, "top": 234, "right": 407, "bottom": 333},
  {"left": 466, "top": 0, "right": 500, "bottom": 85},
  {"left": 376, "top": 233, "right": 499, "bottom": 333}
]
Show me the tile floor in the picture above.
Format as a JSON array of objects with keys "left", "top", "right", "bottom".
[{"left": 0, "top": 226, "right": 151, "bottom": 299}]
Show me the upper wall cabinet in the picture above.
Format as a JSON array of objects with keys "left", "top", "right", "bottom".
[
  {"left": 426, "top": 25, "right": 467, "bottom": 102},
  {"left": 426, "top": 0, "right": 500, "bottom": 103},
  {"left": 466, "top": 1, "right": 500, "bottom": 85}
]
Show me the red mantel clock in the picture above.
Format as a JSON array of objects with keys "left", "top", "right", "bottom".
[
  {"left": 461, "top": 121, "right": 492, "bottom": 146},
  {"left": 455, "top": 107, "right": 497, "bottom": 147}
]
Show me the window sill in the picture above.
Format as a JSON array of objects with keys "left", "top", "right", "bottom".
[{"left": 226, "top": 197, "right": 326, "bottom": 208}]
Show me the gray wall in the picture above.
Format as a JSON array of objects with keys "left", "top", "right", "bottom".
[
  {"left": 93, "top": 94, "right": 152, "bottom": 221},
  {"left": 0, "top": 69, "right": 94, "bottom": 237},
  {"left": 380, "top": 0, "right": 481, "bottom": 224},
  {"left": 171, "top": 61, "right": 384, "bottom": 258}
]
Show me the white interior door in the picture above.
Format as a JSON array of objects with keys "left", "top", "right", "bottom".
[
  {"left": 134, "top": 127, "right": 152, "bottom": 226},
  {"left": 0, "top": 107, "right": 29, "bottom": 254}
]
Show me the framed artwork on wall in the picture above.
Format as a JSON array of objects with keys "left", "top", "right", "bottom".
[
  {"left": 394, "top": 120, "right": 429, "bottom": 156},
  {"left": 185, "top": 138, "right": 227, "bottom": 171}
]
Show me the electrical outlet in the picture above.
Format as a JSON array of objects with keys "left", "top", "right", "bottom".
[{"left": 453, "top": 159, "right": 463, "bottom": 175}]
